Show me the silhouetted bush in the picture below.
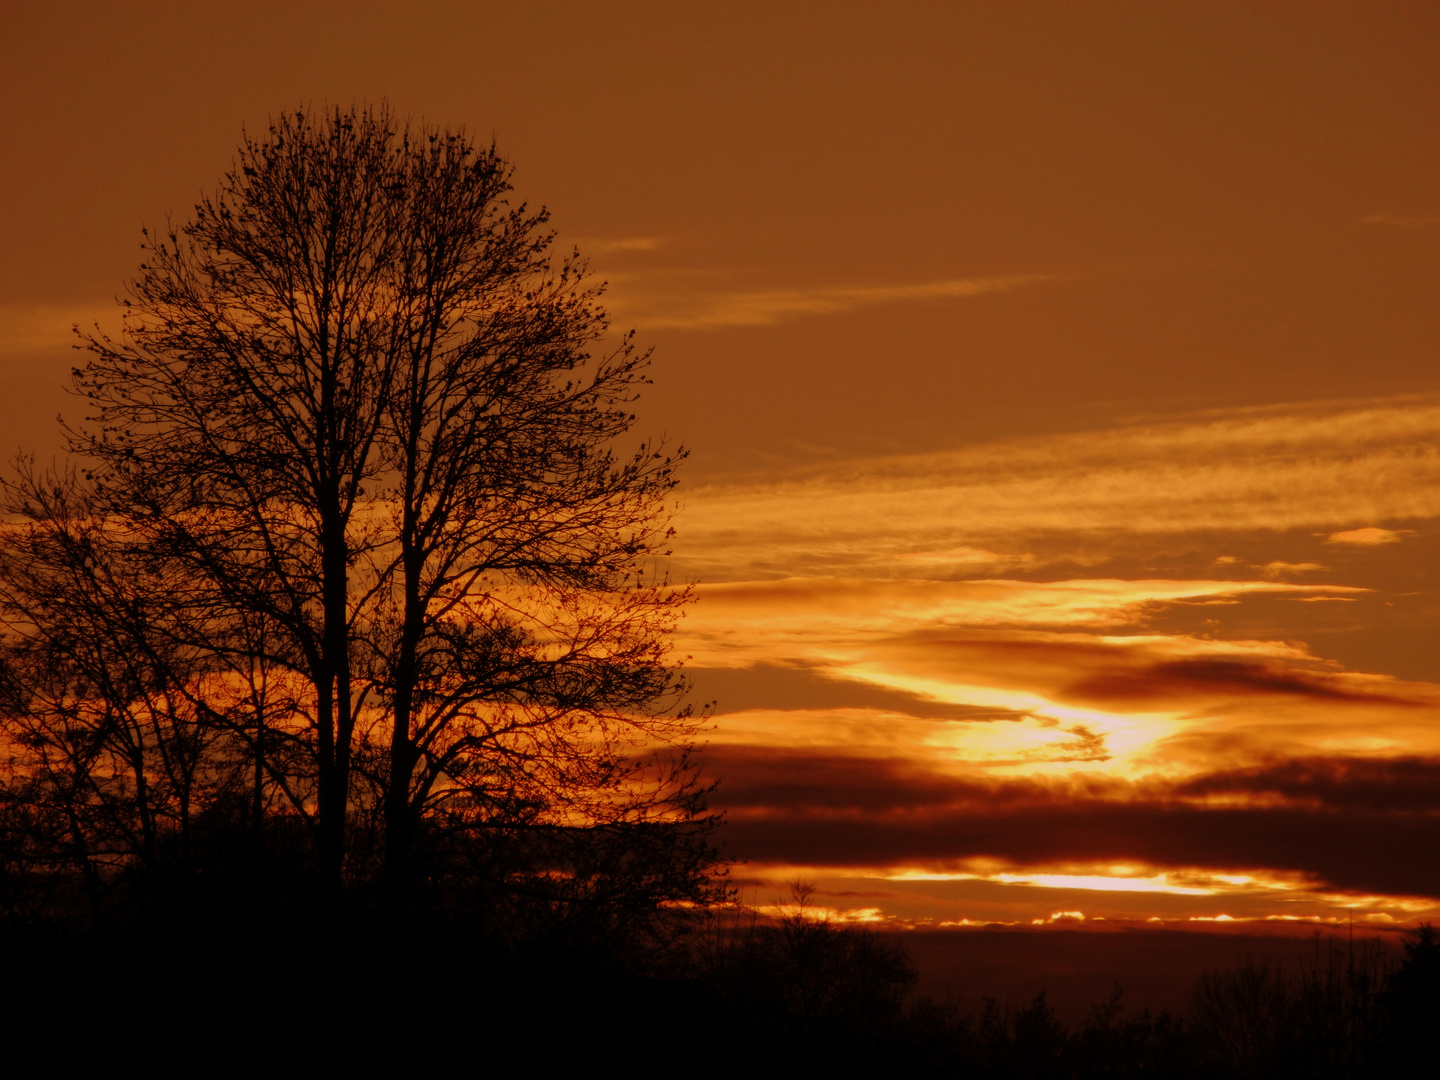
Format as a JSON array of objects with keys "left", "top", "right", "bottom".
[
  {"left": 694, "top": 888, "right": 920, "bottom": 1069},
  {"left": 1188, "top": 935, "right": 1401, "bottom": 1078}
]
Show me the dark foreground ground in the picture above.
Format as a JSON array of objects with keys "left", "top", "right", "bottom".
[
  {"left": 3, "top": 913, "right": 1433, "bottom": 1077},
  {"left": 895, "top": 925, "right": 1395, "bottom": 1025}
]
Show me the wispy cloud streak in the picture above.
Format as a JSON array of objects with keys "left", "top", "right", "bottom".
[
  {"left": 0, "top": 301, "right": 123, "bottom": 352},
  {"left": 1359, "top": 212, "right": 1439, "bottom": 227},
  {"left": 606, "top": 272, "right": 1053, "bottom": 330},
  {"left": 674, "top": 397, "right": 1439, "bottom": 579}
]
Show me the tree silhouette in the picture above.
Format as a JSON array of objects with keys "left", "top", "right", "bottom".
[
  {"left": 1382, "top": 922, "right": 1438, "bottom": 1068},
  {"left": 0, "top": 104, "right": 723, "bottom": 942}
]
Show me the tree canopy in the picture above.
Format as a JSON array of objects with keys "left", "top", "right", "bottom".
[{"left": 0, "top": 104, "right": 723, "bottom": 945}]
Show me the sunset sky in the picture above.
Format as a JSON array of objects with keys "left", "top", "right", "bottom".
[{"left": 2, "top": 2, "right": 1436, "bottom": 931}]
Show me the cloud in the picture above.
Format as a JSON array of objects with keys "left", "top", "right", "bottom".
[
  {"left": 1359, "top": 212, "right": 1439, "bottom": 227},
  {"left": 682, "top": 576, "right": 1368, "bottom": 664},
  {"left": 706, "top": 702, "right": 1140, "bottom": 772},
  {"left": 1172, "top": 756, "right": 1440, "bottom": 814},
  {"left": 0, "top": 301, "right": 121, "bottom": 352},
  {"left": 887, "top": 546, "right": 1034, "bottom": 570},
  {"left": 697, "top": 746, "right": 1440, "bottom": 910},
  {"left": 682, "top": 585, "right": 1436, "bottom": 786},
  {"left": 1324, "top": 527, "right": 1409, "bottom": 545},
  {"left": 666, "top": 393, "right": 1440, "bottom": 923},
  {"left": 574, "top": 236, "right": 667, "bottom": 255},
  {"left": 716, "top": 798, "right": 1440, "bottom": 898},
  {"left": 704, "top": 748, "right": 1440, "bottom": 820},
  {"left": 684, "top": 662, "right": 1024, "bottom": 721},
  {"left": 859, "top": 631, "right": 1435, "bottom": 768},
  {"left": 673, "top": 396, "right": 1440, "bottom": 580},
  {"left": 1059, "top": 655, "right": 1420, "bottom": 709},
  {"left": 605, "top": 272, "right": 1053, "bottom": 330},
  {"left": 702, "top": 747, "right": 1022, "bottom": 814},
  {"left": 1258, "top": 561, "right": 1325, "bottom": 579}
]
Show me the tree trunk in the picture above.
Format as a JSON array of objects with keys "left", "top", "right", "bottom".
[{"left": 382, "top": 548, "right": 426, "bottom": 924}]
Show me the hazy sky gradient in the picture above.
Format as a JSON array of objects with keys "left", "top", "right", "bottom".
[{"left": 3, "top": 1, "right": 1435, "bottom": 928}]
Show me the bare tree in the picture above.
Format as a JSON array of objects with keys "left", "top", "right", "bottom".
[
  {"left": 0, "top": 473, "right": 243, "bottom": 924},
  {"left": 1, "top": 104, "right": 721, "bottom": 931}
]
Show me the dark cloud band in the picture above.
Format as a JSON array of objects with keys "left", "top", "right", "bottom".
[{"left": 703, "top": 747, "right": 1440, "bottom": 897}]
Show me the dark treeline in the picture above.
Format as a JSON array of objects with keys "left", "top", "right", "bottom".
[
  {"left": 1, "top": 815, "right": 1433, "bottom": 1075},
  {"left": 679, "top": 908, "right": 1437, "bottom": 1078}
]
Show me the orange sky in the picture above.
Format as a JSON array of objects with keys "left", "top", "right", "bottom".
[{"left": 2, "top": 1, "right": 1436, "bottom": 929}]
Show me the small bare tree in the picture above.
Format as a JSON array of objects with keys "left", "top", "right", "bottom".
[
  {"left": 0, "top": 475, "right": 241, "bottom": 923},
  {"left": 1, "top": 104, "right": 722, "bottom": 932}
]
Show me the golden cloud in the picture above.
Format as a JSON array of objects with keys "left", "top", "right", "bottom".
[
  {"left": 680, "top": 574, "right": 1435, "bottom": 784},
  {"left": 672, "top": 394, "right": 1438, "bottom": 925},
  {"left": 733, "top": 860, "right": 1439, "bottom": 927},
  {"left": 683, "top": 576, "right": 1367, "bottom": 660},
  {"left": 673, "top": 396, "right": 1439, "bottom": 580},
  {"left": 1324, "top": 527, "right": 1409, "bottom": 545}
]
